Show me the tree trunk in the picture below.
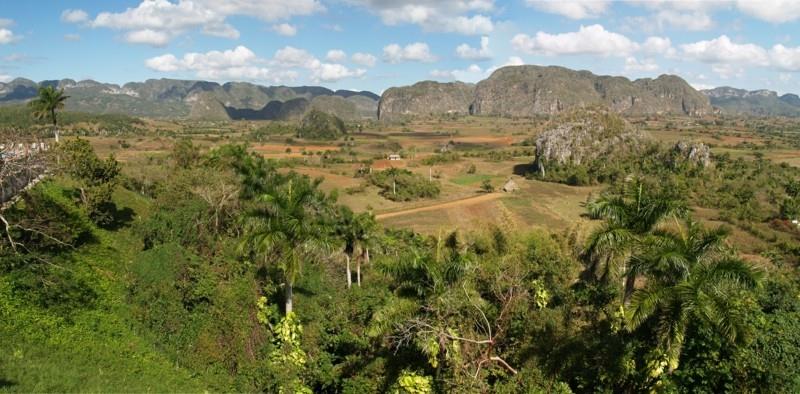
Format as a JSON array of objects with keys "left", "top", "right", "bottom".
[
  {"left": 356, "top": 259, "right": 361, "bottom": 287},
  {"left": 346, "top": 254, "right": 352, "bottom": 289},
  {"left": 623, "top": 273, "right": 636, "bottom": 306},
  {"left": 359, "top": 248, "right": 369, "bottom": 287},
  {"left": 285, "top": 283, "right": 293, "bottom": 315}
]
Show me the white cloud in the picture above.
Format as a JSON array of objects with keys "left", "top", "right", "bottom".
[
  {"left": 456, "top": 36, "right": 491, "bottom": 60},
  {"left": 90, "top": 0, "right": 324, "bottom": 45},
  {"left": 642, "top": 36, "right": 675, "bottom": 56},
  {"left": 61, "top": 9, "right": 89, "bottom": 23},
  {"left": 352, "top": 52, "right": 377, "bottom": 67},
  {"left": 311, "top": 63, "right": 366, "bottom": 82},
  {"left": 655, "top": 10, "right": 714, "bottom": 31},
  {"left": 272, "top": 23, "right": 297, "bottom": 36},
  {"left": 525, "top": 0, "right": 610, "bottom": 19},
  {"left": 0, "top": 28, "right": 18, "bottom": 45},
  {"left": 384, "top": 42, "right": 437, "bottom": 63},
  {"left": 345, "top": 0, "right": 494, "bottom": 34},
  {"left": 690, "top": 82, "right": 716, "bottom": 90},
  {"left": 770, "top": 44, "right": 800, "bottom": 71},
  {"left": 485, "top": 56, "right": 525, "bottom": 76},
  {"left": 274, "top": 46, "right": 320, "bottom": 69},
  {"left": 145, "top": 45, "right": 293, "bottom": 82},
  {"left": 431, "top": 64, "right": 483, "bottom": 82},
  {"left": 780, "top": 73, "right": 793, "bottom": 82},
  {"left": 64, "top": 33, "right": 81, "bottom": 42},
  {"left": 624, "top": 57, "right": 659, "bottom": 72},
  {"left": 512, "top": 24, "right": 638, "bottom": 57},
  {"left": 326, "top": 49, "right": 347, "bottom": 63},
  {"left": 711, "top": 63, "right": 744, "bottom": 79},
  {"left": 0, "top": 74, "right": 12, "bottom": 83},
  {"left": 125, "top": 29, "right": 171, "bottom": 47},
  {"left": 737, "top": 0, "right": 800, "bottom": 23},
  {"left": 681, "top": 35, "right": 770, "bottom": 66}
]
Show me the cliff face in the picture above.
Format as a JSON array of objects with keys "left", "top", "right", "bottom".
[
  {"left": 471, "top": 66, "right": 712, "bottom": 117},
  {"left": 377, "top": 66, "right": 713, "bottom": 120},
  {"left": 378, "top": 81, "right": 475, "bottom": 121},
  {"left": 702, "top": 87, "right": 800, "bottom": 117}
]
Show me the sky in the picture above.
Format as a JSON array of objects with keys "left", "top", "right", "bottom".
[{"left": 1, "top": 0, "right": 800, "bottom": 94}]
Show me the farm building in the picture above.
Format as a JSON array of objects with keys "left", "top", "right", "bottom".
[{"left": 388, "top": 154, "right": 402, "bottom": 161}]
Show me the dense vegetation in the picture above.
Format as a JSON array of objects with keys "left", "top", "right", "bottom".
[
  {"left": 2, "top": 109, "right": 800, "bottom": 392},
  {"left": 367, "top": 168, "right": 441, "bottom": 201},
  {"left": 297, "top": 110, "right": 347, "bottom": 140}
]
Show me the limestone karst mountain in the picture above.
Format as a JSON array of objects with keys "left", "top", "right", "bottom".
[
  {"left": 378, "top": 65, "right": 713, "bottom": 120},
  {"left": 0, "top": 78, "right": 380, "bottom": 121}
]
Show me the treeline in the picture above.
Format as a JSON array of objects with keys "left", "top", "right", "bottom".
[{"left": 0, "top": 139, "right": 799, "bottom": 392}]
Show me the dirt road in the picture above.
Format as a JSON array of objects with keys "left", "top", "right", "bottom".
[{"left": 375, "top": 193, "right": 503, "bottom": 220}]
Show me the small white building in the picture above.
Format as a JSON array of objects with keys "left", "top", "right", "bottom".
[{"left": 388, "top": 154, "right": 402, "bottom": 161}]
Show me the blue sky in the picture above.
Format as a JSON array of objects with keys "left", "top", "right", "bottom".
[{"left": 1, "top": 1, "right": 800, "bottom": 94}]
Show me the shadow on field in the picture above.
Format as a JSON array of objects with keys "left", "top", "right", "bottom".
[{"left": 513, "top": 163, "right": 536, "bottom": 176}]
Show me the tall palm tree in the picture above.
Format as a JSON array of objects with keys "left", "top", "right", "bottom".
[
  {"left": 584, "top": 180, "right": 686, "bottom": 303},
  {"left": 626, "top": 219, "right": 761, "bottom": 379},
  {"left": 335, "top": 206, "right": 377, "bottom": 288},
  {"left": 242, "top": 176, "right": 332, "bottom": 315},
  {"left": 29, "top": 86, "right": 69, "bottom": 142}
]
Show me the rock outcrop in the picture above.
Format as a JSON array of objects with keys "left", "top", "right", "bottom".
[
  {"left": 378, "top": 81, "right": 475, "bottom": 121},
  {"left": 534, "top": 114, "right": 646, "bottom": 174},
  {"left": 672, "top": 141, "right": 711, "bottom": 168}
]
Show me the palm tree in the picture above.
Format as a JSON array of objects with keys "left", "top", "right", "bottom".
[
  {"left": 626, "top": 219, "right": 761, "bottom": 379},
  {"left": 584, "top": 180, "right": 686, "bottom": 304},
  {"left": 29, "top": 86, "right": 69, "bottom": 143},
  {"left": 242, "top": 176, "right": 332, "bottom": 315},
  {"left": 335, "top": 206, "right": 378, "bottom": 288}
]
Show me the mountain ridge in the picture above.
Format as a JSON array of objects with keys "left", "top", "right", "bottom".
[{"left": 701, "top": 86, "right": 800, "bottom": 117}]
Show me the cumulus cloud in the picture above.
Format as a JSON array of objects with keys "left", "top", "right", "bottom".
[
  {"left": 525, "top": 0, "right": 610, "bottom": 19},
  {"left": 0, "top": 28, "right": 18, "bottom": 45},
  {"left": 272, "top": 23, "right": 297, "bottom": 36},
  {"left": 770, "top": 44, "right": 800, "bottom": 71},
  {"left": 485, "top": 56, "right": 525, "bottom": 76},
  {"left": 0, "top": 74, "right": 12, "bottom": 83},
  {"left": 352, "top": 52, "right": 377, "bottom": 67},
  {"left": 125, "top": 29, "right": 171, "bottom": 47},
  {"left": 642, "top": 36, "right": 676, "bottom": 57},
  {"left": 624, "top": 57, "right": 659, "bottom": 72},
  {"left": 737, "top": 0, "right": 800, "bottom": 23},
  {"left": 384, "top": 42, "right": 437, "bottom": 63},
  {"left": 138, "top": 45, "right": 363, "bottom": 83},
  {"left": 680, "top": 35, "right": 770, "bottom": 66},
  {"left": 90, "top": 0, "right": 323, "bottom": 46},
  {"left": 512, "top": 24, "right": 638, "bottom": 57},
  {"left": 326, "top": 49, "right": 347, "bottom": 63},
  {"left": 456, "top": 36, "right": 492, "bottom": 60},
  {"left": 430, "top": 64, "right": 483, "bottom": 82},
  {"left": 61, "top": 9, "right": 89, "bottom": 23},
  {"left": 345, "top": 0, "right": 494, "bottom": 35},
  {"left": 655, "top": 10, "right": 714, "bottom": 30}
]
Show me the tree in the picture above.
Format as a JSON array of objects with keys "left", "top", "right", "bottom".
[
  {"left": 335, "top": 206, "right": 377, "bottom": 288},
  {"left": 584, "top": 180, "right": 686, "bottom": 304},
  {"left": 29, "top": 86, "right": 69, "bottom": 142},
  {"left": 625, "top": 219, "right": 761, "bottom": 381},
  {"left": 242, "top": 175, "right": 332, "bottom": 314}
]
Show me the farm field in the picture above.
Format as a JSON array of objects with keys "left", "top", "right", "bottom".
[{"left": 78, "top": 114, "right": 800, "bottom": 257}]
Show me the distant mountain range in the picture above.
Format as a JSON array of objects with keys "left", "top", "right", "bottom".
[
  {"left": 701, "top": 87, "right": 800, "bottom": 117},
  {"left": 0, "top": 78, "right": 380, "bottom": 121},
  {"left": 3, "top": 67, "right": 800, "bottom": 121}
]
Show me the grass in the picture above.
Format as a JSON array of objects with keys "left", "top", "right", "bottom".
[
  {"left": 450, "top": 174, "right": 494, "bottom": 186},
  {"left": 0, "top": 187, "right": 210, "bottom": 392}
]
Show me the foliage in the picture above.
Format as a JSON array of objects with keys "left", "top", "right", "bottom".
[
  {"left": 297, "top": 110, "right": 346, "bottom": 140},
  {"left": 368, "top": 168, "right": 440, "bottom": 201}
]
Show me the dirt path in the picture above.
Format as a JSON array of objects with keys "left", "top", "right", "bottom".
[{"left": 376, "top": 193, "right": 503, "bottom": 220}]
